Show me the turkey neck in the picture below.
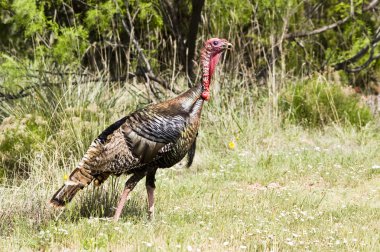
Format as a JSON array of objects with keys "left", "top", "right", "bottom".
[
  {"left": 201, "top": 47, "right": 221, "bottom": 100},
  {"left": 176, "top": 47, "right": 221, "bottom": 110},
  {"left": 161, "top": 44, "right": 224, "bottom": 114}
]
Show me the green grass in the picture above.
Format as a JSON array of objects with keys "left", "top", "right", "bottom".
[
  {"left": 279, "top": 79, "right": 373, "bottom": 128},
  {"left": 0, "top": 79, "right": 379, "bottom": 251}
]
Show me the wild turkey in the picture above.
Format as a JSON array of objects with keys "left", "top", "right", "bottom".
[{"left": 50, "top": 38, "right": 232, "bottom": 221}]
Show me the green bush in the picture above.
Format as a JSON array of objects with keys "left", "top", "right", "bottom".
[
  {"left": 279, "top": 80, "right": 373, "bottom": 128},
  {"left": 0, "top": 114, "right": 48, "bottom": 179}
]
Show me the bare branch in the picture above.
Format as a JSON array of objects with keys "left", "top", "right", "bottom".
[
  {"left": 346, "top": 46, "right": 375, "bottom": 73},
  {"left": 363, "top": 0, "right": 379, "bottom": 11},
  {"left": 0, "top": 83, "right": 58, "bottom": 101},
  {"left": 0, "top": 87, "right": 32, "bottom": 100},
  {"left": 285, "top": 0, "right": 379, "bottom": 40},
  {"left": 334, "top": 34, "right": 380, "bottom": 72},
  {"left": 284, "top": 16, "right": 352, "bottom": 39},
  {"left": 337, "top": 46, "right": 380, "bottom": 73},
  {"left": 0, "top": 69, "right": 182, "bottom": 102}
]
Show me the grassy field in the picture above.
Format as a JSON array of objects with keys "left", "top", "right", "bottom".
[{"left": 0, "top": 79, "right": 379, "bottom": 251}]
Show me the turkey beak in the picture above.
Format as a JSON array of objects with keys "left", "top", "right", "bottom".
[{"left": 221, "top": 40, "right": 233, "bottom": 51}]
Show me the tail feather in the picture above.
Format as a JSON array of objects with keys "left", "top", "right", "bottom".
[{"left": 50, "top": 168, "right": 94, "bottom": 207}]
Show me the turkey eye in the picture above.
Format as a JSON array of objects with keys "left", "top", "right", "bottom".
[{"left": 213, "top": 41, "right": 219, "bottom": 46}]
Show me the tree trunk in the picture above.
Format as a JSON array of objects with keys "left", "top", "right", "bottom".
[{"left": 186, "top": 0, "right": 205, "bottom": 87}]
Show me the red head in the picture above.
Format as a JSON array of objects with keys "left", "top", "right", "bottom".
[{"left": 201, "top": 38, "right": 232, "bottom": 101}]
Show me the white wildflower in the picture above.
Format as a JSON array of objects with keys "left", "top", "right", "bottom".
[
  {"left": 142, "top": 242, "right": 152, "bottom": 247},
  {"left": 286, "top": 240, "right": 295, "bottom": 246}
]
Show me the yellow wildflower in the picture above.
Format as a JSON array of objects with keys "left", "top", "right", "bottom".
[
  {"left": 63, "top": 174, "right": 69, "bottom": 181},
  {"left": 228, "top": 141, "right": 235, "bottom": 150}
]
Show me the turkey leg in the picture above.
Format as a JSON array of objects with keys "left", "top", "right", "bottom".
[
  {"left": 146, "top": 169, "right": 157, "bottom": 220},
  {"left": 114, "top": 172, "right": 145, "bottom": 221},
  {"left": 146, "top": 185, "right": 155, "bottom": 219}
]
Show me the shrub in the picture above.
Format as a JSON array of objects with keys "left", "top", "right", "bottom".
[
  {"left": 279, "top": 79, "right": 373, "bottom": 128},
  {"left": 0, "top": 114, "right": 48, "bottom": 179}
]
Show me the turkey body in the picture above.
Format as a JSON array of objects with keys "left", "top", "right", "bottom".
[{"left": 84, "top": 84, "right": 203, "bottom": 176}]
